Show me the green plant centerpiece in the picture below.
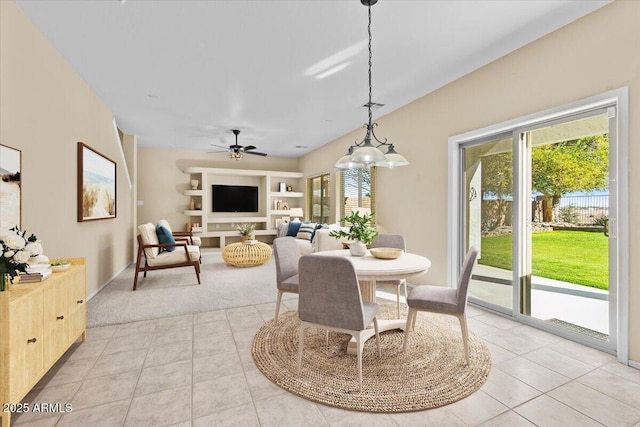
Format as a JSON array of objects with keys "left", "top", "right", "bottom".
[
  {"left": 237, "top": 223, "right": 256, "bottom": 241},
  {"left": 329, "top": 210, "right": 378, "bottom": 257}
]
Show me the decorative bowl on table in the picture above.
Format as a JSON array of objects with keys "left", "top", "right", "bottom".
[
  {"left": 370, "top": 247, "right": 404, "bottom": 259},
  {"left": 51, "top": 262, "right": 71, "bottom": 272}
]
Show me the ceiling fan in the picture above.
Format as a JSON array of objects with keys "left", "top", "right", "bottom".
[{"left": 209, "top": 129, "right": 267, "bottom": 160}]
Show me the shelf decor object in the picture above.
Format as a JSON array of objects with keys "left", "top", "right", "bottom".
[
  {"left": 289, "top": 208, "right": 303, "bottom": 222},
  {"left": 0, "top": 144, "right": 21, "bottom": 234},
  {"left": 77, "top": 142, "right": 116, "bottom": 222},
  {"left": 334, "top": 0, "right": 409, "bottom": 170}
]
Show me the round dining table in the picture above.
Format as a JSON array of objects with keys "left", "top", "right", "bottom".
[{"left": 312, "top": 249, "right": 431, "bottom": 354}]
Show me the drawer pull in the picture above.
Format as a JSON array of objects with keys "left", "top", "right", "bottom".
[
  {"left": 27, "top": 338, "right": 37, "bottom": 344},
  {"left": 57, "top": 315, "right": 64, "bottom": 320},
  {"left": 77, "top": 300, "right": 84, "bottom": 304}
]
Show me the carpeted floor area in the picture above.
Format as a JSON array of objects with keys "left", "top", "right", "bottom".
[{"left": 87, "top": 251, "right": 292, "bottom": 327}]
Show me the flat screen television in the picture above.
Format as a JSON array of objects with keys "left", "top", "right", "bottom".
[{"left": 212, "top": 184, "right": 259, "bottom": 212}]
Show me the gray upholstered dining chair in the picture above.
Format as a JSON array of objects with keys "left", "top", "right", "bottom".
[
  {"left": 273, "top": 237, "right": 301, "bottom": 323},
  {"left": 297, "top": 255, "right": 381, "bottom": 392},
  {"left": 370, "top": 234, "right": 407, "bottom": 318},
  {"left": 402, "top": 246, "right": 479, "bottom": 364}
]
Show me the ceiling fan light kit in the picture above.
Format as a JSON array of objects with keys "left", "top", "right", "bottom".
[
  {"left": 335, "top": 0, "right": 409, "bottom": 170},
  {"left": 211, "top": 129, "right": 268, "bottom": 161}
]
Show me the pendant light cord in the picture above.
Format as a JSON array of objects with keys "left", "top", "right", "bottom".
[{"left": 367, "top": 3, "right": 373, "bottom": 128}]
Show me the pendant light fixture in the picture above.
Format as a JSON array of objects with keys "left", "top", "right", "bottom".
[{"left": 335, "top": 0, "right": 409, "bottom": 170}]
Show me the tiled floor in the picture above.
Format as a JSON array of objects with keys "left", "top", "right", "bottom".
[{"left": 10, "top": 301, "right": 640, "bottom": 427}]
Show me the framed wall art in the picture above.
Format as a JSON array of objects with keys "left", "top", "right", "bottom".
[
  {"left": 0, "top": 144, "right": 22, "bottom": 233},
  {"left": 77, "top": 142, "right": 116, "bottom": 222}
]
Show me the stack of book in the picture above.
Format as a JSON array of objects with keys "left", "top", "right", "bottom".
[{"left": 19, "top": 264, "right": 53, "bottom": 283}]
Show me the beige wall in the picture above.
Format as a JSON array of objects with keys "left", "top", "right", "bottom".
[
  {"left": 0, "top": 1, "right": 134, "bottom": 297},
  {"left": 299, "top": 1, "right": 640, "bottom": 360},
  {"left": 136, "top": 146, "right": 300, "bottom": 230}
]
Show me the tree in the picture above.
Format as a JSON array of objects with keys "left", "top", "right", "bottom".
[{"left": 532, "top": 135, "right": 608, "bottom": 222}]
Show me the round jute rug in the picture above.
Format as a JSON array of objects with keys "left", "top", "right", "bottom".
[{"left": 251, "top": 304, "right": 492, "bottom": 412}]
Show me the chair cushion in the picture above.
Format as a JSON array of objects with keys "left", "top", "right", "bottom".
[
  {"left": 362, "top": 301, "right": 379, "bottom": 326},
  {"left": 407, "top": 285, "right": 461, "bottom": 314},
  {"left": 280, "top": 274, "right": 299, "bottom": 293},
  {"left": 138, "top": 223, "right": 160, "bottom": 258},
  {"left": 146, "top": 245, "right": 200, "bottom": 266},
  {"left": 191, "top": 236, "right": 202, "bottom": 246},
  {"left": 296, "top": 222, "right": 317, "bottom": 241},
  {"left": 157, "top": 219, "right": 173, "bottom": 234},
  {"left": 156, "top": 224, "right": 176, "bottom": 252}
]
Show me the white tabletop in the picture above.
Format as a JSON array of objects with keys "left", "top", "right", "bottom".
[{"left": 313, "top": 249, "right": 431, "bottom": 281}]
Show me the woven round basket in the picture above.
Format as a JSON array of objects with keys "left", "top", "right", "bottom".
[
  {"left": 222, "top": 242, "right": 272, "bottom": 267},
  {"left": 252, "top": 304, "right": 491, "bottom": 412}
]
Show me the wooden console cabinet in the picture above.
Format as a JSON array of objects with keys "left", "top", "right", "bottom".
[{"left": 0, "top": 259, "right": 86, "bottom": 427}]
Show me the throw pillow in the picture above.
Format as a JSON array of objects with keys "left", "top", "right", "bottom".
[
  {"left": 310, "top": 223, "right": 328, "bottom": 243},
  {"left": 155, "top": 224, "right": 176, "bottom": 252},
  {"left": 286, "top": 221, "right": 302, "bottom": 237},
  {"left": 296, "top": 222, "right": 317, "bottom": 241}
]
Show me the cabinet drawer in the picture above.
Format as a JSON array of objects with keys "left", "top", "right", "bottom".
[
  {"left": 9, "top": 289, "right": 44, "bottom": 402},
  {"left": 43, "top": 282, "right": 69, "bottom": 362}
]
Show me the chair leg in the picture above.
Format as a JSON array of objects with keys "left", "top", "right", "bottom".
[
  {"left": 396, "top": 285, "right": 401, "bottom": 319},
  {"left": 356, "top": 333, "right": 364, "bottom": 392},
  {"left": 274, "top": 290, "right": 283, "bottom": 323},
  {"left": 373, "top": 317, "right": 381, "bottom": 357},
  {"left": 297, "top": 323, "right": 306, "bottom": 374},
  {"left": 411, "top": 308, "right": 417, "bottom": 330},
  {"left": 458, "top": 314, "right": 470, "bottom": 365},
  {"left": 133, "top": 246, "right": 144, "bottom": 291},
  {"left": 194, "top": 262, "right": 201, "bottom": 284},
  {"left": 403, "top": 308, "right": 415, "bottom": 352}
]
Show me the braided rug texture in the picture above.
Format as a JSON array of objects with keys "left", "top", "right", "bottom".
[{"left": 251, "top": 305, "right": 492, "bottom": 412}]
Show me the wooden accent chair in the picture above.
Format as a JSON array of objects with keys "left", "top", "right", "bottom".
[
  {"left": 402, "top": 246, "right": 479, "bottom": 364},
  {"left": 157, "top": 219, "right": 201, "bottom": 258},
  {"left": 133, "top": 223, "right": 201, "bottom": 291},
  {"left": 273, "top": 237, "right": 301, "bottom": 322},
  {"left": 370, "top": 234, "right": 407, "bottom": 318},
  {"left": 297, "top": 255, "right": 381, "bottom": 392}
]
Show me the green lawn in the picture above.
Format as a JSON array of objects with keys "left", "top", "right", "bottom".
[{"left": 478, "top": 230, "right": 608, "bottom": 290}]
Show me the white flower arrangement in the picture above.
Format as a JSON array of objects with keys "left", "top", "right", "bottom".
[{"left": 0, "top": 226, "right": 43, "bottom": 290}]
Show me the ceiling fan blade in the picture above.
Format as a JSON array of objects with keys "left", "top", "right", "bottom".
[
  {"left": 243, "top": 145, "right": 257, "bottom": 151},
  {"left": 244, "top": 151, "right": 268, "bottom": 157},
  {"left": 210, "top": 144, "right": 230, "bottom": 150},
  {"left": 207, "top": 150, "right": 228, "bottom": 154}
]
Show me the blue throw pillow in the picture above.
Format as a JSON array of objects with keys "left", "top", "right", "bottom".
[
  {"left": 310, "top": 223, "right": 328, "bottom": 243},
  {"left": 286, "top": 221, "right": 302, "bottom": 237},
  {"left": 155, "top": 225, "right": 176, "bottom": 252}
]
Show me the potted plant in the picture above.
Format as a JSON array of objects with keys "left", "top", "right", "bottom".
[
  {"left": 329, "top": 210, "right": 378, "bottom": 256},
  {"left": 237, "top": 223, "right": 256, "bottom": 242}
]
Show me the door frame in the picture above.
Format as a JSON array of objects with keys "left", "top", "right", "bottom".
[{"left": 447, "top": 87, "right": 629, "bottom": 362}]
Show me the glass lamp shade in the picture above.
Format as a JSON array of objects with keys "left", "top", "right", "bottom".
[
  {"left": 335, "top": 150, "right": 366, "bottom": 169},
  {"left": 350, "top": 142, "right": 386, "bottom": 164},
  {"left": 375, "top": 145, "right": 409, "bottom": 168}
]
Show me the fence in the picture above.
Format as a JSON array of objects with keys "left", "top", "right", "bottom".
[{"left": 535, "top": 194, "right": 609, "bottom": 225}]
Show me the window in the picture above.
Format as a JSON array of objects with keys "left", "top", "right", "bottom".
[
  {"left": 307, "top": 173, "right": 330, "bottom": 224},
  {"left": 339, "top": 167, "right": 376, "bottom": 222}
]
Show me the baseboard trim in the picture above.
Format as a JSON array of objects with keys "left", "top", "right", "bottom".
[
  {"left": 629, "top": 359, "right": 640, "bottom": 370},
  {"left": 87, "top": 261, "right": 133, "bottom": 301}
]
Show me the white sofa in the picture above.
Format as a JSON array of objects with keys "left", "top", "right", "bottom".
[{"left": 276, "top": 222, "right": 346, "bottom": 255}]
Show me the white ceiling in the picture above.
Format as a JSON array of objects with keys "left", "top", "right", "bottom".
[{"left": 15, "top": 0, "right": 609, "bottom": 159}]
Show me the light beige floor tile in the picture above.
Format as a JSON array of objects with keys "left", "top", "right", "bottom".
[
  {"left": 468, "top": 317, "right": 504, "bottom": 337},
  {"left": 38, "top": 357, "right": 97, "bottom": 387},
  {"left": 194, "top": 309, "right": 227, "bottom": 324},
  {"left": 87, "top": 349, "right": 147, "bottom": 379},
  {"left": 602, "top": 361, "right": 640, "bottom": 385},
  {"left": 481, "top": 368, "right": 541, "bottom": 407},
  {"left": 485, "top": 341, "right": 519, "bottom": 364},
  {"left": 473, "top": 313, "right": 520, "bottom": 330},
  {"left": 226, "top": 308, "right": 265, "bottom": 332},
  {"left": 495, "top": 357, "right": 571, "bottom": 392},
  {"left": 446, "top": 390, "right": 508, "bottom": 426},
  {"left": 514, "top": 395, "right": 602, "bottom": 427},
  {"left": 244, "top": 367, "right": 287, "bottom": 401},
  {"left": 193, "top": 319, "right": 232, "bottom": 339},
  {"left": 192, "top": 373, "right": 252, "bottom": 418},
  {"left": 282, "top": 298, "right": 298, "bottom": 312},
  {"left": 233, "top": 328, "right": 258, "bottom": 347},
  {"left": 482, "top": 330, "right": 546, "bottom": 355},
  {"left": 125, "top": 385, "right": 191, "bottom": 427},
  {"left": 71, "top": 370, "right": 138, "bottom": 410},
  {"left": 255, "top": 302, "right": 277, "bottom": 322},
  {"left": 329, "top": 411, "right": 397, "bottom": 427},
  {"left": 12, "top": 382, "right": 80, "bottom": 425},
  {"left": 193, "top": 403, "right": 260, "bottom": 427},
  {"left": 150, "top": 325, "right": 192, "bottom": 346},
  {"left": 389, "top": 407, "right": 466, "bottom": 427},
  {"left": 103, "top": 330, "right": 155, "bottom": 355},
  {"left": 113, "top": 318, "right": 159, "bottom": 337},
  {"left": 467, "top": 304, "right": 487, "bottom": 317},
  {"left": 193, "top": 333, "right": 236, "bottom": 359},
  {"left": 509, "top": 324, "right": 565, "bottom": 346},
  {"left": 548, "top": 381, "right": 640, "bottom": 426},
  {"left": 578, "top": 368, "right": 640, "bottom": 410},
  {"left": 477, "top": 410, "right": 537, "bottom": 426},
  {"left": 134, "top": 360, "right": 192, "bottom": 397},
  {"left": 547, "top": 339, "right": 615, "bottom": 367},
  {"left": 144, "top": 340, "right": 192, "bottom": 368},
  {"left": 86, "top": 325, "right": 119, "bottom": 341},
  {"left": 12, "top": 416, "right": 60, "bottom": 427},
  {"left": 236, "top": 341, "right": 258, "bottom": 371},
  {"left": 167, "top": 422, "right": 191, "bottom": 427},
  {"left": 254, "top": 393, "right": 327, "bottom": 427},
  {"left": 157, "top": 313, "right": 193, "bottom": 327},
  {"left": 193, "top": 351, "right": 243, "bottom": 384},
  {"left": 56, "top": 399, "right": 129, "bottom": 427},
  {"left": 522, "top": 347, "right": 596, "bottom": 379}
]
